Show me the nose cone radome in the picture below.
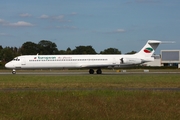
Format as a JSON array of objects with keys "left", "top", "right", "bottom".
[{"left": 5, "top": 62, "right": 14, "bottom": 69}]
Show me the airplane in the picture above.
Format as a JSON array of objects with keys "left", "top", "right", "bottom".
[{"left": 5, "top": 40, "right": 162, "bottom": 74}]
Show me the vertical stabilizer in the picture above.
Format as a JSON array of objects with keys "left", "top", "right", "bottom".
[{"left": 135, "top": 40, "right": 161, "bottom": 58}]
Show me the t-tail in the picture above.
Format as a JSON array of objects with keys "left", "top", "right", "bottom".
[{"left": 135, "top": 40, "right": 161, "bottom": 62}]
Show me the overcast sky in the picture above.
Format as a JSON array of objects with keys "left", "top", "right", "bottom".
[{"left": 0, "top": 0, "right": 179, "bottom": 54}]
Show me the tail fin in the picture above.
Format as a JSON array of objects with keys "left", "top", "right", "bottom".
[{"left": 135, "top": 40, "right": 161, "bottom": 58}]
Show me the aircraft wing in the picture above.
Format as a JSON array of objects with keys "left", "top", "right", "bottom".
[{"left": 80, "top": 64, "right": 113, "bottom": 68}]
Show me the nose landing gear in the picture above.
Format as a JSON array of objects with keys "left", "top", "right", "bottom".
[{"left": 12, "top": 69, "right": 16, "bottom": 74}]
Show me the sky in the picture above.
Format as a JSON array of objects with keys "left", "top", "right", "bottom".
[{"left": 0, "top": 0, "right": 180, "bottom": 54}]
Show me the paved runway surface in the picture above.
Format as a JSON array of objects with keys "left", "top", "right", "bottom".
[{"left": 1, "top": 70, "right": 180, "bottom": 75}]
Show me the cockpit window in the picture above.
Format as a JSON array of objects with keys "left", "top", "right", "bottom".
[{"left": 13, "top": 58, "right": 20, "bottom": 61}]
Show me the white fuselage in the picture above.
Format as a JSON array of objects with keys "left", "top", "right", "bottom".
[
  {"left": 5, "top": 40, "right": 162, "bottom": 74},
  {"left": 5, "top": 54, "right": 152, "bottom": 69}
]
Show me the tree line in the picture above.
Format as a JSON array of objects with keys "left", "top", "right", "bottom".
[{"left": 0, "top": 40, "right": 136, "bottom": 67}]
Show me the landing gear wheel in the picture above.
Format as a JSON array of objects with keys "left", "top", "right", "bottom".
[
  {"left": 89, "top": 69, "right": 94, "bottom": 74},
  {"left": 96, "top": 69, "right": 102, "bottom": 74},
  {"left": 12, "top": 69, "right": 16, "bottom": 74}
]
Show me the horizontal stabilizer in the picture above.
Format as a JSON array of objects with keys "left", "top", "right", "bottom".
[{"left": 161, "top": 41, "right": 175, "bottom": 44}]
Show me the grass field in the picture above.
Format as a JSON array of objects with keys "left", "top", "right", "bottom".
[{"left": 0, "top": 71, "right": 180, "bottom": 119}]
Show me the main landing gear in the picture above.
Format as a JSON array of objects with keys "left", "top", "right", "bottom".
[{"left": 89, "top": 68, "right": 102, "bottom": 74}]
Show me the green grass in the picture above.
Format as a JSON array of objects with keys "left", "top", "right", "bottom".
[
  {"left": 0, "top": 73, "right": 180, "bottom": 119},
  {"left": 0, "top": 91, "right": 179, "bottom": 120},
  {"left": 0, "top": 74, "right": 180, "bottom": 89}
]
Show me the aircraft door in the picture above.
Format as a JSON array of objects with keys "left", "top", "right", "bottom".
[{"left": 21, "top": 57, "right": 26, "bottom": 66}]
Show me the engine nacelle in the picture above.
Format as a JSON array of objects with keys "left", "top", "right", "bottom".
[{"left": 120, "top": 58, "right": 142, "bottom": 65}]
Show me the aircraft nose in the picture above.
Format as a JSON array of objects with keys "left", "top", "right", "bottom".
[{"left": 5, "top": 62, "right": 14, "bottom": 69}]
